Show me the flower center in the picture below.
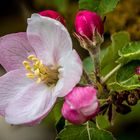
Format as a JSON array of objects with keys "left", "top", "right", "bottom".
[{"left": 23, "top": 55, "right": 59, "bottom": 86}]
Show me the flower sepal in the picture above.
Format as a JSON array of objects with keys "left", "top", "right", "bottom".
[{"left": 74, "top": 30, "right": 104, "bottom": 51}]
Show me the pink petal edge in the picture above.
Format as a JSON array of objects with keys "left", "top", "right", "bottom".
[{"left": 0, "top": 32, "right": 35, "bottom": 71}]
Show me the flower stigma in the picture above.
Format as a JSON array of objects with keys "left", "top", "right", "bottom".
[{"left": 23, "top": 55, "right": 59, "bottom": 86}]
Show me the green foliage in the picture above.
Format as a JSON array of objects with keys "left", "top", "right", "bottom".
[
  {"left": 96, "top": 115, "right": 110, "bottom": 129},
  {"left": 83, "top": 32, "right": 130, "bottom": 85},
  {"left": 108, "top": 41, "right": 140, "bottom": 91},
  {"left": 57, "top": 122, "right": 116, "bottom": 140},
  {"left": 117, "top": 42, "right": 140, "bottom": 64},
  {"left": 108, "top": 60, "right": 140, "bottom": 91},
  {"left": 79, "top": 0, "right": 120, "bottom": 16},
  {"left": 44, "top": 0, "right": 68, "bottom": 13},
  {"left": 101, "top": 31, "right": 130, "bottom": 76},
  {"left": 79, "top": 0, "right": 100, "bottom": 12},
  {"left": 43, "top": 100, "right": 63, "bottom": 124},
  {"left": 83, "top": 57, "right": 94, "bottom": 73},
  {"left": 83, "top": 32, "right": 140, "bottom": 92},
  {"left": 53, "top": 100, "right": 63, "bottom": 125}
]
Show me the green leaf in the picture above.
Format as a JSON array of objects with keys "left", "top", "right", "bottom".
[
  {"left": 56, "top": 117, "right": 65, "bottom": 133},
  {"left": 53, "top": 100, "right": 63, "bottom": 125},
  {"left": 101, "top": 31, "right": 130, "bottom": 77},
  {"left": 108, "top": 60, "right": 140, "bottom": 91},
  {"left": 83, "top": 57, "right": 94, "bottom": 73},
  {"left": 79, "top": 0, "right": 120, "bottom": 16},
  {"left": 83, "top": 32, "right": 130, "bottom": 84},
  {"left": 42, "top": 100, "right": 63, "bottom": 125},
  {"left": 108, "top": 81, "right": 140, "bottom": 91},
  {"left": 79, "top": 0, "right": 100, "bottom": 12},
  {"left": 97, "top": 0, "right": 120, "bottom": 16},
  {"left": 57, "top": 122, "right": 116, "bottom": 140},
  {"left": 96, "top": 115, "right": 110, "bottom": 129},
  {"left": 45, "top": 0, "right": 68, "bottom": 13},
  {"left": 117, "top": 42, "right": 140, "bottom": 64}
]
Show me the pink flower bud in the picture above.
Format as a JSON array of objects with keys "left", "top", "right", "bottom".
[
  {"left": 38, "top": 10, "right": 66, "bottom": 26},
  {"left": 61, "top": 86, "right": 99, "bottom": 124},
  {"left": 75, "top": 10, "right": 104, "bottom": 40}
]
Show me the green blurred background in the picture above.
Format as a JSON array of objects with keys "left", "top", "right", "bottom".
[{"left": 0, "top": 0, "right": 140, "bottom": 140}]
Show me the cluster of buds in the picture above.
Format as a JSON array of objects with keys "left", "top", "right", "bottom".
[
  {"left": 99, "top": 89, "right": 140, "bottom": 123},
  {"left": 111, "top": 90, "right": 140, "bottom": 114}
]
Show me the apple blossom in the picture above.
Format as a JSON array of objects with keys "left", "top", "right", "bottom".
[
  {"left": 61, "top": 86, "right": 99, "bottom": 124},
  {"left": 0, "top": 13, "right": 82, "bottom": 125}
]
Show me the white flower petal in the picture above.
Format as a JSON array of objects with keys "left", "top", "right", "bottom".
[
  {"left": 0, "top": 69, "right": 34, "bottom": 116},
  {"left": 54, "top": 50, "right": 83, "bottom": 97},
  {"left": 27, "top": 14, "right": 72, "bottom": 65},
  {"left": 5, "top": 83, "right": 56, "bottom": 125}
]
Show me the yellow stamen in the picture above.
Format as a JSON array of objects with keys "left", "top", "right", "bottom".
[
  {"left": 23, "top": 61, "right": 29, "bottom": 65},
  {"left": 26, "top": 73, "right": 35, "bottom": 79},
  {"left": 32, "top": 58, "right": 39, "bottom": 62},
  {"left": 23, "top": 55, "right": 59, "bottom": 86},
  {"left": 36, "top": 78, "right": 41, "bottom": 83},
  {"left": 23, "top": 61, "right": 31, "bottom": 71},
  {"left": 28, "top": 55, "right": 36, "bottom": 60},
  {"left": 34, "top": 69, "right": 40, "bottom": 76}
]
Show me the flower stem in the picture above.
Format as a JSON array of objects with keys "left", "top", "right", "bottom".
[
  {"left": 101, "top": 64, "right": 122, "bottom": 84},
  {"left": 86, "top": 122, "right": 91, "bottom": 140},
  {"left": 89, "top": 45, "right": 101, "bottom": 83},
  {"left": 83, "top": 70, "right": 93, "bottom": 85}
]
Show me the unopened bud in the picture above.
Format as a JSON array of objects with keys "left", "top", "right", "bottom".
[
  {"left": 38, "top": 10, "right": 66, "bottom": 26},
  {"left": 126, "top": 92, "right": 139, "bottom": 106},
  {"left": 75, "top": 10, "right": 104, "bottom": 41},
  {"left": 113, "top": 91, "right": 128, "bottom": 105},
  {"left": 61, "top": 86, "right": 99, "bottom": 124}
]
